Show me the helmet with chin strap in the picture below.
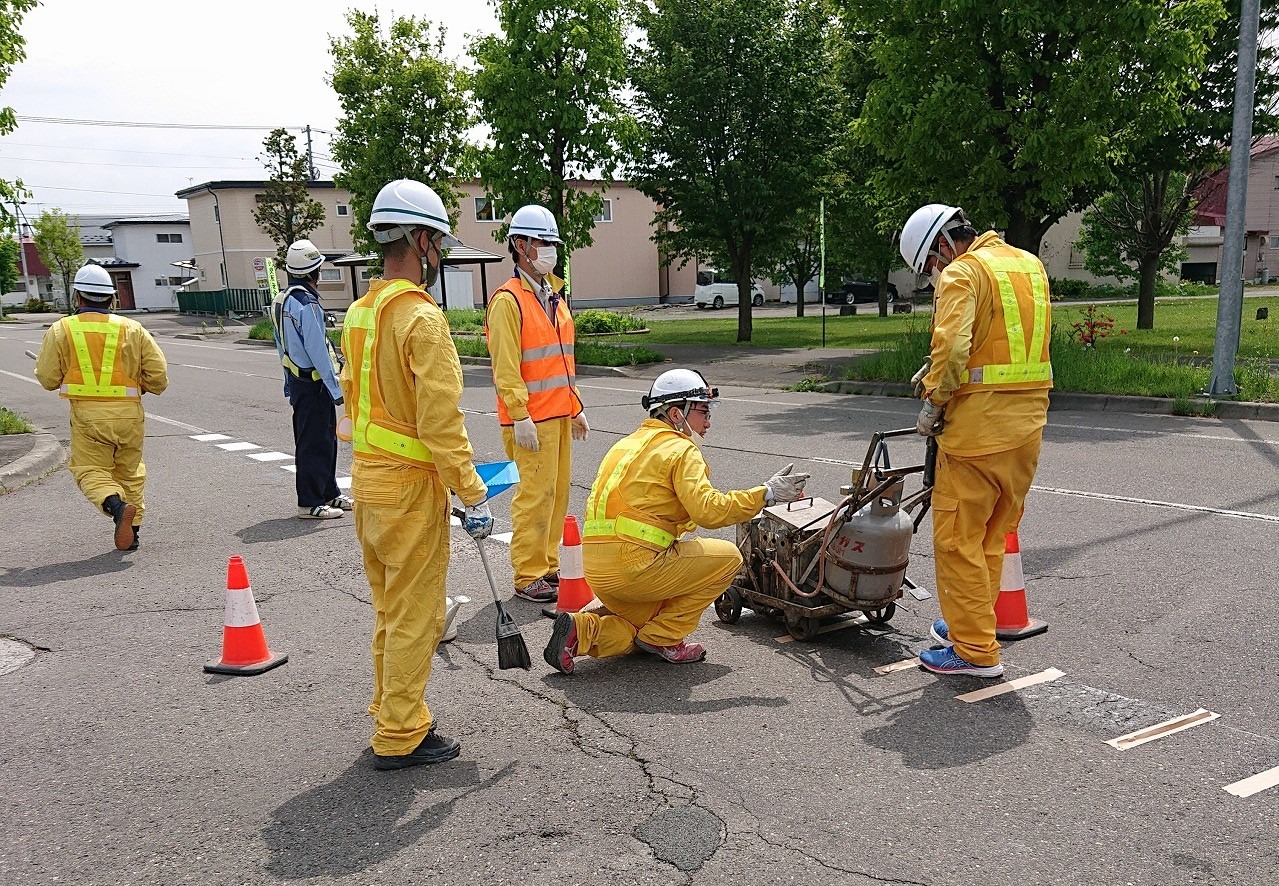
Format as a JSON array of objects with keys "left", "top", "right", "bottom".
[
  {"left": 899, "top": 203, "right": 969, "bottom": 274},
  {"left": 367, "top": 179, "right": 463, "bottom": 249},
  {"left": 73, "top": 263, "right": 115, "bottom": 301},
  {"left": 641, "top": 368, "right": 719, "bottom": 416}
]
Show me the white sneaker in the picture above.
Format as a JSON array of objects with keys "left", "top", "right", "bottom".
[
  {"left": 328, "top": 494, "right": 354, "bottom": 511},
  {"left": 299, "top": 504, "right": 344, "bottom": 520}
]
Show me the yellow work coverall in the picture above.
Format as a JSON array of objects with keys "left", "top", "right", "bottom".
[
  {"left": 574, "top": 418, "right": 766, "bottom": 656},
  {"left": 35, "top": 311, "right": 169, "bottom": 525},
  {"left": 339, "top": 280, "right": 488, "bottom": 757},
  {"left": 486, "top": 271, "right": 582, "bottom": 588},
  {"left": 921, "top": 231, "right": 1051, "bottom": 668}
]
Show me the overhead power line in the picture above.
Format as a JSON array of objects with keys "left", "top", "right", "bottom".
[
  {"left": 0, "top": 140, "right": 259, "bottom": 161},
  {"left": 2, "top": 155, "right": 259, "bottom": 171},
  {"left": 16, "top": 115, "right": 303, "bottom": 131}
]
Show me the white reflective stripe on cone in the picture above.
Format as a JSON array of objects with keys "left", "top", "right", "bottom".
[
  {"left": 224, "top": 587, "right": 262, "bottom": 628},
  {"left": 559, "top": 543, "right": 584, "bottom": 580},
  {"left": 1001, "top": 550, "right": 1025, "bottom": 591}
]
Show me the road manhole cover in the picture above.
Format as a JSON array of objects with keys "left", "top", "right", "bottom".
[
  {"left": 634, "top": 805, "right": 723, "bottom": 872},
  {"left": 0, "top": 638, "right": 36, "bottom": 676}
]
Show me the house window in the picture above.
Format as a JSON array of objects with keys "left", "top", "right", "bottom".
[
  {"left": 593, "top": 198, "right": 613, "bottom": 223},
  {"left": 1068, "top": 246, "right": 1085, "bottom": 269},
  {"left": 318, "top": 268, "right": 343, "bottom": 283},
  {"left": 156, "top": 232, "right": 183, "bottom": 243},
  {"left": 336, "top": 203, "right": 350, "bottom": 217},
  {"left": 154, "top": 277, "right": 165, "bottom": 286},
  {"left": 475, "top": 197, "right": 498, "bottom": 222},
  {"left": 359, "top": 268, "right": 375, "bottom": 281},
  {"left": 168, "top": 276, "right": 185, "bottom": 285},
  {"left": 1268, "top": 236, "right": 1279, "bottom": 249}
]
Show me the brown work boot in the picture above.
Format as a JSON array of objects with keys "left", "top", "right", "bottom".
[
  {"left": 103, "top": 495, "right": 138, "bottom": 551},
  {"left": 633, "top": 637, "right": 707, "bottom": 663}
]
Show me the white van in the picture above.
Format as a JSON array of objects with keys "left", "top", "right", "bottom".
[{"left": 695, "top": 269, "right": 765, "bottom": 309}]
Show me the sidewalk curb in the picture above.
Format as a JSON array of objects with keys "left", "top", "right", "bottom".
[
  {"left": 458, "top": 355, "right": 634, "bottom": 378},
  {"left": 0, "top": 432, "right": 66, "bottom": 495},
  {"left": 816, "top": 381, "right": 1279, "bottom": 422}
]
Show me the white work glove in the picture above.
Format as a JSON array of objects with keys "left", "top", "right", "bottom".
[
  {"left": 764, "top": 463, "right": 811, "bottom": 504},
  {"left": 917, "top": 400, "right": 946, "bottom": 437},
  {"left": 911, "top": 359, "right": 931, "bottom": 399},
  {"left": 463, "top": 501, "right": 494, "bottom": 540},
  {"left": 513, "top": 417, "right": 540, "bottom": 452},
  {"left": 571, "top": 412, "right": 589, "bottom": 441}
]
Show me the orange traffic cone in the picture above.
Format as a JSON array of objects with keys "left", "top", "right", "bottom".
[
  {"left": 204, "top": 556, "right": 288, "bottom": 675},
  {"left": 994, "top": 531, "right": 1047, "bottom": 640},
  {"left": 541, "top": 515, "right": 596, "bottom": 619}
]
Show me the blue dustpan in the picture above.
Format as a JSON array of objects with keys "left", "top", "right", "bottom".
[{"left": 476, "top": 460, "right": 520, "bottom": 500}]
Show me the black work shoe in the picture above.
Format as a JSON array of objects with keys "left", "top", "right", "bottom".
[
  {"left": 543, "top": 572, "right": 560, "bottom": 587},
  {"left": 104, "top": 497, "right": 138, "bottom": 551},
  {"left": 126, "top": 526, "right": 140, "bottom": 552},
  {"left": 372, "top": 729, "right": 461, "bottom": 770}
]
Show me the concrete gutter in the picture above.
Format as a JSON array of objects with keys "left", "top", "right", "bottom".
[
  {"left": 0, "top": 432, "right": 66, "bottom": 494},
  {"left": 817, "top": 380, "right": 1279, "bottom": 422}
]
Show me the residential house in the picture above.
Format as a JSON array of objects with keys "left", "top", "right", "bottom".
[{"left": 102, "top": 215, "right": 193, "bottom": 311}]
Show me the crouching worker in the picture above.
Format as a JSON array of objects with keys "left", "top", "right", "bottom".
[{"left": 544, "top": 369, "right": 809, "bottom": 673}]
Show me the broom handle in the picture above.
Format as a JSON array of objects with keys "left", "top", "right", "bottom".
[{"left": 453, "top": 505, "right": 504, "bottom": 605}]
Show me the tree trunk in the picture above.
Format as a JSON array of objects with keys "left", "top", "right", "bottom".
[
  {"left": 1002, "top": 209, "right": 1054, "bottom": 255},
  {"left": 1137, "top": 253, "right": 1160, "bottom": 330},
  {"left": 734, "top": 251, "right": 753, "bottom": 343},
  {"left": 796, "top": 274, "right": 806, "bottom": 317},
  {"left": 877, "top": 266, "right": 890, "bottom": 318}
]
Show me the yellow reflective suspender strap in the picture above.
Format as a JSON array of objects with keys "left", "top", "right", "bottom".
[
  {"left": 583, "top": 429, "right": 677, "bottom": 549},
  {"left": 346, "top": 281, "right": 433, "bottom": 464},
  {"left": 962, "top": 254, "right": 1053, "bottom": 385},
  {"left": 62, "top": 315, "right": 137, "bottom": 398}
]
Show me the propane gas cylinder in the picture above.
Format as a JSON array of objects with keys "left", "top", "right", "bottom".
[{"left": 823, "top": 480, "right": 914, "bottom": 603}]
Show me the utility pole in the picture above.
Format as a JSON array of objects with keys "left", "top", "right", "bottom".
[
  {"left": 304, "top": 125, "right": 317, "bottom": 182},
  {"left": 1208, "top": 0, "right": 1261, "bottom": 396},
  {"left": 15, "top": 200, "right": 33, "bottom": 301}
]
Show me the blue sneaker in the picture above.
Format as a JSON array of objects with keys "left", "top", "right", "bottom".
[
  {"left": 918, "top": 646, "right": 1003, "bottom": 677},
  {"left": 929, "top": 619, "right": 952, "bottom": 647}
]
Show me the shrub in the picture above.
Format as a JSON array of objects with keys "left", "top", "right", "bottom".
[
  {"left": 573, "top": 309, "right": 645, "bottom": 335},
  {"left": 444, "top": 308, "right": 484, "bottom": 332},
  {"left": 0, "top": 407, "right": 33, "bottom": 435},
  {"left": 1048, "top": 277, "right": 1091, "bottom": 299},
  {"left": 1067, "top": 304, "right": 1116, "bottom": 347},
  {"left": 249, "top": 318, "right": 275, "bottom": 341},
  {"left": 22, "top": 297, "right": 50, "bottom": 312}
]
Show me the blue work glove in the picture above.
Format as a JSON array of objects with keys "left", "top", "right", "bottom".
[{"left": 463, "top": 501, "right": 494, "bottom": 540}]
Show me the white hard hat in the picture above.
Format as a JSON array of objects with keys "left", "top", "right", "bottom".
[
  {"left": 899, "top": 203, "right": 966, "bottom": 274},
  {"left": 642, "top": 368, "right": 719, "bottom": 414},
  {"left": 507, "top": 204, "right": 562, "bottom": 244},
  {"left": 73, "top": 263, "right": 115, "bottom": 300},
  {"left": 367, "top": 179, "right": 462, "bottom": 248},
  {"left": 285, "top": 239, "right": 325, "bottom": 276}
]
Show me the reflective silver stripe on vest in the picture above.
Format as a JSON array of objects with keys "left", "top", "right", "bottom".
[
  {"left": 525, "top": 373, "right": 574, "bottom": 393},
  {"left": 521, "top": 342, "right": 575, "bottom": 360},
  {"left": 61, "top": 384, "right": 139, "bottom": 397}
]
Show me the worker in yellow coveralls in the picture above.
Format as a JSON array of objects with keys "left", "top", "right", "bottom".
[
  {"left": 543, "top": 369, "right": 809, "bottom": 673},
  {"left": 898, "top": 203, "right": 1052, "bottom": 678},
  {"left": 35, "top": 263, "right": 168, "bottom": 552},
  {"left": 340, "top": 179, "right": 493, "bottom": 770}
]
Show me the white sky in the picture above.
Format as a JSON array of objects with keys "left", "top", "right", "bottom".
[{"left": 0, "top": 1, "right": 499, "bottom": 222}]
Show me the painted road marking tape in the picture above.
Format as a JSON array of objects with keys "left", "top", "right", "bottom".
[
  {"left": 956, "top": 667, "right": 1066, "bottom": 703},
  {"left": 247, "top": 451, "right": 293, "bottom": 462},
  {"left": 874, "top": 657, "right": 921, "bottom": 675},
  {"left": 1033, "top": 486, "right": 1279, "bottom": 526},
  {"left": 281, "top": 465, "right": 297, "bottom": 474},
  {"left": 1224, "top": 764, "right": 1279, "bottom": 798},
  {"left": 491, "top": 531, "right": 513, "bottom": 544},
  {"left": 190, "top": 433, "right": 231, "bottom": 442},
  {"left": 216, "top": 441, "right": 261, "bottom": 452},
  {"left": 338, "top": 476, "right": 351, "bottom": 490},
  {"left": 1106, "top": 708, "right": 1219, "bottom": 750}
]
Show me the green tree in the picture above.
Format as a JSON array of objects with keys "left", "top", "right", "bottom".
[
  {"left": 628, "top": 0, "right": 839, "bottom": 342},
  {"left": 328, "top": 11, "right": 474, "bottom": 256},
  {"left": 0, "top": 0, "right": 37, "bottom": 234},
  {"left": 848, "top": 0, "right": 1223, "bottom": 254},
  {"left": 1076, "top": 0, "right": 1279, "bottom": 328},
  {"left": 32, "top": 209, "right": 82, "bottom": 312},
  {"left": 471, "top": 0, "right": 629, "bottom": 272},
  {"left": 0, "top": 235, "right": 19, "bottom": 319},
  {"left": 252, "top": 128, "right": 326, "bottom": 266},
  {"left": 762, "top": 215, "right": 822, "bottom": 318}
]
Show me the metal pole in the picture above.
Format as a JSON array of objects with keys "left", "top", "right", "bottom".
[
  {"left": 304, "top": 125, "right": 317, "bottom": 182},
  {"left": 15, "top": 201, "right": 33, "bottom": 300},
  {"left": 820, "top": 197, "right": 826, "bottom": 348},
  {"left": 1208, "top": 0, "right": 1260, "bottom": 396}
]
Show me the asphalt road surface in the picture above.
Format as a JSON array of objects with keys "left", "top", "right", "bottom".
[{"left": 1, "top": 325, "right": 1277, "bottom": 886}]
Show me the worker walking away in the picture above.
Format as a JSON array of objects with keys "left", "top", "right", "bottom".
[
  {"left": 34, "top": 264, "right": 168, "bottom": 552},
  {"left": 341, "top": 179, "right": 494, "bottom": 770},
  {"left": 484, "top": 205, "right": 587, "bottom": 604},
  {"left": 544, "top": 369, "right": 809, "bottom": 673},
  {"left": 898, "top": 203, "right": 1052, "bottom": 678},
  {"left": 271, "top": 239, "right": 351, "bottom": 519}
]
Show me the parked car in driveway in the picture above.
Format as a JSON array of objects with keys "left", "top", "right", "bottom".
[
  {"left": 696, "top": 269, "right": 765, "bottom": 309},
  {"left": 825, "top": 276, "right": 898, "bottom": 304}
]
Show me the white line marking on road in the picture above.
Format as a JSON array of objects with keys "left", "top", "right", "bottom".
[
  {"left": 0, "top": 367, "right": 38, "bottom": 385},
  {"left": 1106, "top": 708, "right": 1220, "bottom": 750},
  {"left": 281, "top": 464, "right": 297, "bottom": 473},
  {"left": 1224, "top": 764, "right": 1279, "bottom": 798},
  {"left": 145, "top": 412, "right": 209, "bottom": 433},
  {"left": 167, "top": 360, "right": 279, "bottom": 380},
  {"left": 247, "top": 451, "right": 293, "bottom": 462},
  {"left": 491, "top": 531, "right": 513, "bottom": 544},
  {"left": 874, "top": 657, "right": 921, "bottom": 675},
  {"left": 216, "top": 441, "right": 260, "bottom": 452},
  {"left": 337, "top": 476, "right": 351, "bottom": 490},
  {"left": 190, "top": 433, "right": 232, "bottom": 442},
  {"left": 956, "top": 667, "right": 1065, "bottom": 703},
  {"left": 1033, "top": 486, "right": 1279, "bottom": 525}
]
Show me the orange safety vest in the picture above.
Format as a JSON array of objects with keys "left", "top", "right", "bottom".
[
  {"left": 340, "top": 279, "right": 435, "bottom": 468},
  {"left": 57, "top": 313, "right": 141, "bottom": 401},
  {"left": 484, "top": 276, "right": 579, "bottom": 425},
  {"left": 952, "top": 243, "right": 1053, "bottom": 396},
  {"left": 582, "top": 426, "right": 692, "bottom": 552}
]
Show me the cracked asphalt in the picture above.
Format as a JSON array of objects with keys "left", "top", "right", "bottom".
[{"left": 1, "top": 322, "right": 1277, "bottom": 885}]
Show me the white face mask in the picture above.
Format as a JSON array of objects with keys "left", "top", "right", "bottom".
[
  {"left": 928, "top": 265, "right": 942, "bottom": 288},
  {"left": 530, "top": 244, "right": 557, "bottom": 275}
]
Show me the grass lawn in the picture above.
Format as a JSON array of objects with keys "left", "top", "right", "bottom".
[
  {"left": 453, "top": 335, "right": 664, "bottom": 367},
  {"left": 620, "top": 310, "right": 921, "bottom": 349},
  {"left": 0, "top": 407, "right": 34, "bottom": 435}
]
